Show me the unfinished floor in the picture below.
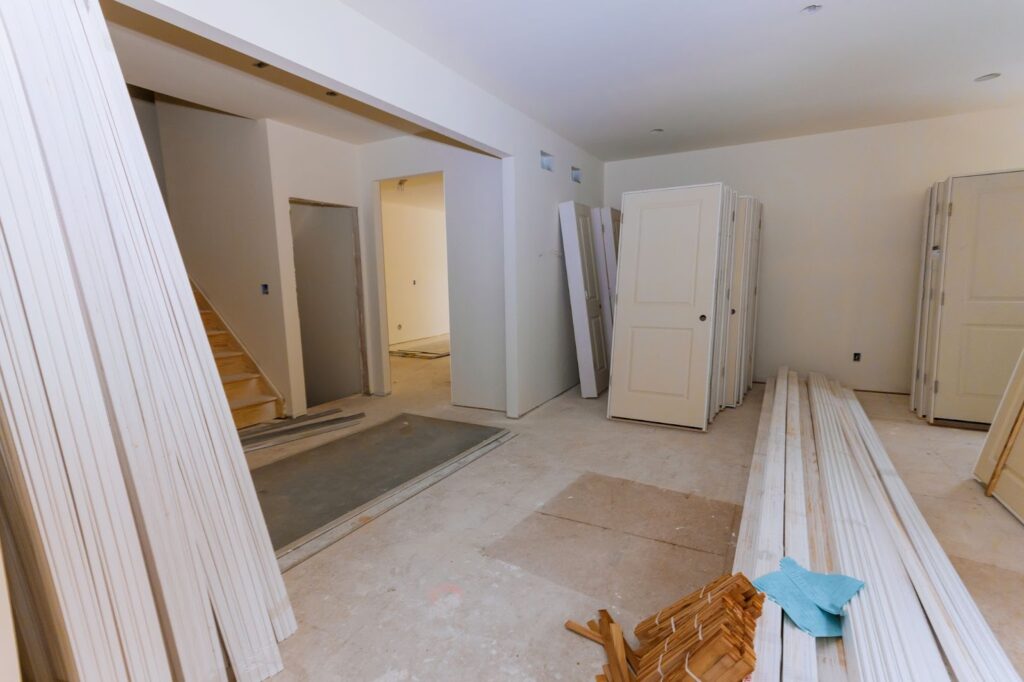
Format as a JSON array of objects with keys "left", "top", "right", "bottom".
[{"left": 255, "top": 358, "right": 1024, "bottom": 680}]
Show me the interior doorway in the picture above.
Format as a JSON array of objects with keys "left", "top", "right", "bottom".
[
  {"left": 290, "top": 200, "right": 368, "bottom": 408},
  {"left": 379, "top": 172, "right": 451, "bottom": 389}
]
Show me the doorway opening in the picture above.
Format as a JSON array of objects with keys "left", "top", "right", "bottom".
[
  {"left": 290, "top": 199, "right": 368, "bottom": 409},
  {"left": 379, "top": 172, "right": 451, "bottom": 395}
]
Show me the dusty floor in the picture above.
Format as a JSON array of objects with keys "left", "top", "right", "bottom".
[{"left": 263, "top": 358, "right": 1024, "bottom": 680}]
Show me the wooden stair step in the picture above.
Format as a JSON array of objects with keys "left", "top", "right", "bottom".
[
  {"left": 214, "top": 350, "right": 244, "bottom": 359},
  {"left": 206, "top": 328, "right": 227, "bottom": 336},
  {"left": 221, "top": 372, "right": 260, "bottom": 385},
  {"left": 228, "top": 394, "right": 277, "bottom": 411}
]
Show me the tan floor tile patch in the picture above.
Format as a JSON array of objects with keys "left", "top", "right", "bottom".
[
  {"left": 484, "top": 473, "right": 740, "bottom": 616},
  {"left": 538, "top": 472, "right": 742, "bottom": 556}
]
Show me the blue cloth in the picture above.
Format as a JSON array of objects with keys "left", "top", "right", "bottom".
[{"left": 753, "top": 557, "right": 864, "bottom": 638}]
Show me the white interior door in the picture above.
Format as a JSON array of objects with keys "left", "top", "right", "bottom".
[
  {"left": 922, "top": 179, "right": 951, "bottom": 420},
  {"left": 559, "top": 201, "right": 609, "bottom": 398},
  {"left": 911, "top": 186, "right": 937, "bottom": 414},
  {"left": 933, "top": 171, "right": 1024, "bottom": 423},
  {"left": 598, "top": 207, "right": 621, "bottom": 314},
  {"left": 291, "top": 202, "right": 366, "bottom": 407},
  {"left": 710, "top": 189, "right": 736, "bottom": 418},
  {"left": 975, "top": 350, "right": 1024, "bottom": 523},
  {"left": 607, "top": 184, "right": 722, "bottom": 429},
  {"left": 590, "top": 207, "right": 614, "bottom": 352},
  {"left": 743, "top": 202, "right": 763, "bottom": 390},
  {"left": 724, "top": 197, "right": 753, "bottom": 407}
]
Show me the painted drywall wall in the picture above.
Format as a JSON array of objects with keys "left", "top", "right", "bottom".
[
  {"left": 605, "top": 106, "right": 1024, "bottom": 392},
  {"left": 380, "top": 175, "right": 449, "bottom": 345},
  {"left": 360, "top": 136, "right": 506, "bottom": 412},
  {"left": 264, "top": 119, "right": 362, "bottom": 414},
  {"left": 129, "top": 93, "right": 166, "bottom": 197},
  {"left": 154, "top": 101, "right": 294, "bottom": 407},
  {"left": 122, "top": 0, "right": 605, "bottom": 418}
]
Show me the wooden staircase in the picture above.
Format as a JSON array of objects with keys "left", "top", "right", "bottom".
[{"left": 193, "top": 285, "right": 284, "bottom": 429}]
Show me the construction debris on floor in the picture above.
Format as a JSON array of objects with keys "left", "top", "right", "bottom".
[
  {"left": 566, "top": 572, "right": 763, "bottom": 682},
  {"left": 734, "top": 367, "right": 1020, "bottom": 681},
  {"left": 239, "top": 408, "right": 365, "bottom": 452}
]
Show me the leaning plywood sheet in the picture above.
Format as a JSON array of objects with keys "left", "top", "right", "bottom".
[{"left": 560, "top": 201, "right": 610, "bottom": 398}]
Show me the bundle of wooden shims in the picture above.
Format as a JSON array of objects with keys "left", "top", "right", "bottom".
[
  {"left": 566, "top": 573, "right": 763, "bottom": 681},
  {"left": 0, "top": 2, "right": 293, "bottom": 680},
  {"left": 733, "top": 367, "right": 1020, "bottom": 681}
]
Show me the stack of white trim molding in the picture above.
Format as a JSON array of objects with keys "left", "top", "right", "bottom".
[
  {"left": 736, "top": 368, "right": 1019, "bottom": 681},
  {"left": 0, "top": 2, "right": 294, "bottom": 679}
]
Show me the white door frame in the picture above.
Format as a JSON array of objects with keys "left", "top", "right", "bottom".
[{"left": 367, "top": 170, "right": 450, "bottom": 398}]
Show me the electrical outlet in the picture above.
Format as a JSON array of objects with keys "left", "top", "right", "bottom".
[{"left": 853, "top": 352, "right": 861, "bottom": 362}]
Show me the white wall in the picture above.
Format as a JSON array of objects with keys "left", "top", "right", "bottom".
[
  {"left": 605, "top": 106, "right": 1024, "bottom": 392},
  {"left": 155, "top": 101, "right": 292, "bottom": 403},
  {"left": 359, "top": 136, "right": 506, "bottom": 412},
  {"left": 123, "top": 0, "right": 606, "bottom": 418},
  {"left": 129, "top": 94, "right": 166, "bottom": 197},
  {"left": 264, "top": 119, "right": 362, "bottom": 414},
  {"left": 380, "top": 178, "right": 449, "bottom": 345}
]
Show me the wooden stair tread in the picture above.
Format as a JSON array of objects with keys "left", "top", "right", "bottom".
[
  {"left": 206, "top": 328, "right": 227, "bottom": 336},
  {"left": 213, "top": 350, "right": 244, "bottom": 359},
  {"left": 228, "top": 394, "right": 277, "bottom": 411},
  {"left": 221, "top": 372, "right": 260, "bottom": 385}
]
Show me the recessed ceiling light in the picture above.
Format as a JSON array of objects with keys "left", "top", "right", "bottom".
[
  {"left": 974, "top": 72, "right": 1001, "bottom": 82},
  {"left": 801, "top": 4, "right": 823, "bottom": 14},
  {"left": 650, "top": 128, "right": 665, "bottom": 134},
  {"left": 325, "top": 90, "right": 338, "bottom": 97},
  {"left": 252, "top": 61, "right": 269, "bottom": 69}
]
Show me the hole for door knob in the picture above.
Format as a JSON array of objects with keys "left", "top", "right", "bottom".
[{"left": 699, "top": 314, "right": 707, "bottom": 321}]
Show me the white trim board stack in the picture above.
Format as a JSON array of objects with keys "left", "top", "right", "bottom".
[
  {"left": 0, "top": 2, "right": 293, "bottom": 680},
  {"left": 606, "top": 184, "right": 763, "bottom": 430},
  {"left": 737, "top": 369, "right": 1019, "bottom": 681},
  {"left": 911, "top": 170, "right": 1024, "bottom": 425}
]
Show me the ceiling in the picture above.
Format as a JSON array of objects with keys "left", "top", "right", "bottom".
[
  {"left": 107, "top": 22, "right": 413, "bottom": 145},
  {"left": 341, "top": 0, "right": 1024, "bottom": 160}
]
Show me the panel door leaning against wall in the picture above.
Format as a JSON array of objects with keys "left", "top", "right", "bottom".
[
  {"left": 724, "top": 196, "right": 758, "bottom": 408},
  {"left": 590, "top": 206, "right": 616, "bottom": 352},
  {"left": 931, "top": 170, "right": 1024, "bottom": 424},
  {"left": 559, "top": 201, "right": 610, "bottom": 398},
  {"left": 709, "top": 189, "right": 737, "bottom": 420},
  {"left": 607, "top": 183, "right": 726, "bottom": 430},
  {"left": 742, "top": 201, "right": 764, "bottom": 392},
  {"left": 974, "top": 348, "right": 1024, "bottom": 523}
]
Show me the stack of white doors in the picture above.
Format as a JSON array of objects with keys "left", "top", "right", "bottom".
[
  {"left": 558, "top": 202, "right": 621, "bottom": 398},
  {"left": 911, "top": 170, "right": 1024, "bottom": 425},
  {"left": 603, "top": 183, "right": 763, "bottom": 431}
]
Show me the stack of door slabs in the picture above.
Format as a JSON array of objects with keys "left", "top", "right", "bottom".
[
  {"left": 598, "top": 183, "right": 763, "bottom": 431},
  {"left": 557, "top": 201, "right": 621, "bottom": 398},
  {"left": 911, "top": 170, "right": 1024, "bottom": 426}
]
